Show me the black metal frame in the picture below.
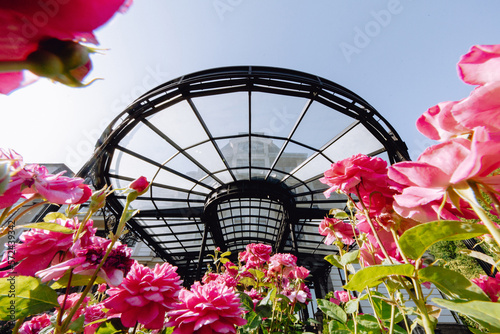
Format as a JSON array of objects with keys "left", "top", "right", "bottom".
[{"left": 78, "top": 66, "right": 409, "bottom": 285}]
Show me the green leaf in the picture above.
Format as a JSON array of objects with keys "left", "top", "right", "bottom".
[
  {"left": 325, "top": 254, "right": 343, "bottom": 269},
  {"left": 239, "top": 277, "right": 257, "bottom": 287},
  {"left": 370, "top": 292, "right": 403, "bottom": 322},
  {"left": 69, "top": 315, "right": 85, "bottom": 332},
  {"left": 399, "top": 220, "right": 489, "bottom": 260},
  {"left": 248, "top": 268, "right": 266, "bottom": 280},
  {"left": 122, "top": 209, "right": 140, "bottom": 224},
  {"left": 432, "top": 299, "right": 500, "bottom": 332},
  {"left": 43, "top": 212, "right": 67, "bottom": 222},
  {"left": 317, "top": 299, "right": 347, "bottom": 323},
  {"left": 51, "top": 273, "right": 106, "bottom": 289},
  {"left": 220, "top": 251, "right": 231, "bottom": 257},
  {"left": 344, "top": 298, "right": 359, "bottom": 314},
  {"left": 244, "top": 311, "right": 262, "bottom": 330},
  {"left": 96, "top": 318, "right": 128, "bottom": 333},
  {"left": 418, "top": 266, "right": 489, "bottom": 301},
  {"left": 343, "top": 264, "right": 414, "bottom": 291},
  {"left": 341, "top": 250, "right": 359, "bottom": 266},
  {"left": 346, "top": 314, "right": 381, "bottom": 334},
  {"left": 16, "top": 222, "right": 74, "bottom": 234},
  {"left": 259, "top": 288, "right": 276, "bottom": 306},
  {"left": 458, "top": 249, "right": 497, "bottom": 267},
  {"left": 0, "top": 276, "right": 58, "bottom": 320},
  {"left": 255, "top": 304, "right": 272, "bottom": 318},
  {"left": 329, "top": 319, "right": 349, "bottom": 333},
  {"left": 219, "top": 257, "right": 230, "bottom": 264},
  {"left": 238, "top": 292, "right": 254, "bottom": 312}
]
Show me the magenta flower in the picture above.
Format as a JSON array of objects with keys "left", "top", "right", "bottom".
[
  {"left": 268, "top": 253, "right": 297, "bottom": 276},
  {"left": 104, "top": 262, "right": 183, "bottom": 329},
  {"left": 0, "top": 0, "right": 132, "bottom": 94},
  {"left": 36, "top": 236, "right": 134, "bottom": 287},
  {"left": 240, "top": 243, "right": 272, "bottom": 267},
  {"left": 471, "top": 273, "right": 500, "bottom": 302},
  {"left": 0, "top": 149, "right": 92, "bottom": 208},
  {"left": 321, "top": 154, "right": 394, "bottom": 199},
  {"left": 129, "top": 176, "right": 150, "bottom": 194},
  {"left": 166, "top": 281, "right": 247, "bottom": 334},
  {"left": 83, "top": 303, "right": 107, "bottom": 334},
  {"left": 18, "top": 313, "right": 51, "bottom": 334},
  {"left": 57, "top": 292, "right": 90, "bottom": 322},
  {"left": 458, "top": 44, "right": 500, "bottom": 85},
  {"left": 0, "top": 217, "right": 95, "bottom": 276},
  {"left": 319, "top": 217, "right": 356, "bottom": 245}
]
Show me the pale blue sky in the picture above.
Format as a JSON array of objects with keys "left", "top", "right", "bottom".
[{"left": 1, "top": 1, "right": 499, "bottom": 172}]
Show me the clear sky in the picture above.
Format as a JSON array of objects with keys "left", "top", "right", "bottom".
[{"left": 1, "top": 1, "right": 499, "bottom": 173}]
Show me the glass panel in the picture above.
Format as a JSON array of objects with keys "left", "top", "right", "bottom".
[
  {"left": 217, "top": 138, "right": 249, "bottom": 169},
  {"left": 274, "top": 142, "right": 314, "bottom": 174},
  {"left": 192, "top": 92, "right": 248, "bottom": 138},
  {"left": 110, "top": 150, "right": 162, "bottom": 183},
  {"left": 233, "top": 168, "right": 250, "bottom": 180},
  {"left": 147, "top": 100, "right": 209, "bottom": 149},
  {"left": 291, "top": 101, "right": 355, "bottom": 149},
  {"left": 292, "top": 154, "right": 331, "bottom": 181},
  {"left": 185, "top": 142, "right": 227, "bottom": 173},
  {"left": 120, "top": 121, "right": 178, "bottom": 165},
  {"left": 251, "top": 92, "right": 305, "bottom": 137},
  {"left": 250, "top": 137, "right": 281, "bottom": 168},
  {"left": 322, "top": 123, "right": 385, "bottom": 163}
]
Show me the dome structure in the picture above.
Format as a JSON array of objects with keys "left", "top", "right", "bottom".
[{"left": 79, "top": 66, "right": 409, "bottom": 286}]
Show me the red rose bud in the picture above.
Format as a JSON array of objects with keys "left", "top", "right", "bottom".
[{"left": 128, "top": 176, "right": 150, "bottom": 195}]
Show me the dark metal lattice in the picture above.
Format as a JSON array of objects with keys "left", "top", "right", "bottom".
[{"left": 78, "top": 66, "right": 409, "bottom": 284}]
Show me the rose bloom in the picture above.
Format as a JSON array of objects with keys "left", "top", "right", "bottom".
[
  {"left": 18, "top": 313, "right": 51, "bottom": 334},
  {"left": 56, "top": 292, "right": 90, "bottom": 322},
  {"left": 104, "top": 262, "right": 183, "bottom": 329},
  {"left": 240, "top": 243, "right": 272, "bottom": 267},
  {"left": 0, "top": 149, "right": 91, "bottom": 209},
  {"left": 37, "top": 236, "right": 134, "bottom": 287},
  {"left": 0, "top": 0, "right": 132, "bottom": 94},
  {"left": 166, "top": 280, "right": 247, "bottom": 334},
  {"left": 458, "top": 44, "right": 500, "bottom": 85},
  {"left": 471, "top": 273, "right": 500, "bottom": 302},
  {"left": 388, "top": 128, "right": 500, "bottom": 222},
  {"left": 319, "top": 217, "right": 356, "bottom": 246},
  {"left": 268, "top": 253, "right": 297, "bottom": 276},
  {"left": 129, "top": 176, "right": 150, "bottom": 194},
  {"left": 0, "top": 217, "right": 95, "bottom": 277},
  {"left": 83, "top": 303, "right": 107, "bottom": 334}
]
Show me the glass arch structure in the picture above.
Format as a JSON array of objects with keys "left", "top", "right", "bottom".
[{"left": 80, "top": 66, "right": 410, "bottom": 285}]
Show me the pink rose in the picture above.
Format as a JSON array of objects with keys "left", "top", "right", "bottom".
[
  {"left": 128, "top": 176, "right": 150, "bottom": 194},
  {"left": 416, "top": 100, "right": 470, "bottom": 141},
  {"left": 0, "top": 0, "right": 132, "bottom": 94},
  {"left": 458, "top": 44, "right": 500, "bottom": 85},
  {"left": 471, "top": 273, "right": 500, "bottom": 302},
  {"left": 319, "top": 217, "right": 356, "bottom": 245}
]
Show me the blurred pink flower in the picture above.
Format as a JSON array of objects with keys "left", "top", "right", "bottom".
[
  {"left": 36, "top": 236, "right": 134, "bottom": 287},
  {"left": 458, "top": 44, "right": 500, "bottom": 85},
  {"left": 471, "top": 273, "right": 500, "bottom": 302},
  {"left": 321, "top": 154, "right": 390, "bottom": 198},
  {"left": 0, "top": 0, "right": 132, "bottom": 94},
  {"left": 104, "top": 261, "right": 182, "bottom": 329},
  {"left": 288, "top": 266, "right": 310, "bottom": 280},
  {"left": 334, "top": 290, "right": 353, "bottom": 303},
  {"left": 0, "top": 217, "right": 95, "bottom": 276},
  {"left": 18, "top": 313, "right": 51, "bottom": 334},
  {"left": 244, "top": 288, "right": 263, "bottom": 306},
  {"left": 166, "top": 281, "right": 247, "bottom": 334},
  {"left": 319, "top": 217, "right": 356, "bottom": 245},
  {"left": 359, "top": 229, "right": 406, "bottom": 266}
]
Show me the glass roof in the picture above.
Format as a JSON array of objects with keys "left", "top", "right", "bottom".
[{"left": 84, "top": 66, "right": 409, "bottom": 284}]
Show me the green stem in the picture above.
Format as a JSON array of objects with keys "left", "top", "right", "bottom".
[
  {"left": 365, "top": 289, "right": 387, "bottom": 332},
  {"left": 388, "top": 303, "right": 395, "bottom": 334},
  {"left": 470, "top": 200, "right": 500, "bottom": 249},
  {"left": 56, "top": 270, "right": 74, "bottom": 327},
  {"left": 0, "top": 206, "right": 12, "bottom": 226},
  {"left": 12, "top": 316, "right": 25, "bottom": 334},
  {"left": 0, "top": 60, "right": 29, "bottom": 73}
]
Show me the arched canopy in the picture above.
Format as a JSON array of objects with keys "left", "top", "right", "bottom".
[{"left": 81, "top": 66, "right": 409, "bottom": 283}]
